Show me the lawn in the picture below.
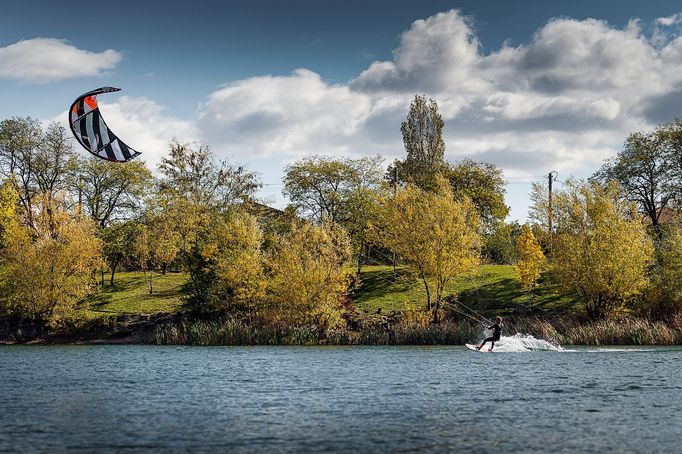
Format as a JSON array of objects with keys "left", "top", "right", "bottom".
[
  {"left": 84, "top": 271, "right": 188, "bottom": 315},
  {"left": 82, "top": 265, "right": 577, "bottom": 318},
  {"left": 352, "top": 264, "right": 577, "bottom": 315}
]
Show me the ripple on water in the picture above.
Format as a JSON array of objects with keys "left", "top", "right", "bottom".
[{"left": 1, "top": 345, "right": 681, "bottom": 452}]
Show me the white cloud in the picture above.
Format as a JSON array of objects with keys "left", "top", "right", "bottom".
[
  {"left": 45, "top": 9, "right": 682, "bottom": 219},
  {"left": 0, "top": 38, "right": 121, "bottom": 83},
  {"left": 656, "top": 13, "right": 682, "bottom": 27},
  {"left": 191, "top": 9, "right": 682, "bottom": 219}
]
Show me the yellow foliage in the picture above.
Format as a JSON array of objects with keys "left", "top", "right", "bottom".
[
  {"left": 516, "top": 224, "right": 545, "bottom": 291},
  {"left": 267, "top": 221, "right": 351, "bottom": 330},
  {"left": 375, "top": 176, "right": 480, "bottom": 316},
  {"left": 0, "top": 193, "right": 104, "bottom": 323},
  {"left": 551, "top": 180, "right": 654, "bottom": 319},
  {"left": 0, "top": 180, "right": 18, "bottom": 247},
  {"left": 207, "top": 211, "right": 266, "bottom": 309}
]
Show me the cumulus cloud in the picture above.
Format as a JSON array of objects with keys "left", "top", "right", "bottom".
[
  {"left": 77, "top": 9, "right": 682, "bottom": 218},
  {"left": 0, "top": 38, "right": 121, "bottom": 83},
  {"left": 198, "top": 9, "right": 682, "bottom": 180}
]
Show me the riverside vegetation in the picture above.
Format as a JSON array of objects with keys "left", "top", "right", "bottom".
[{"left": 2, "top": 95, "right": 682, "bottom": 345}]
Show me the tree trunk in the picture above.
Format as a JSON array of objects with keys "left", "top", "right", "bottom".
[{"left": 109, "top": 258, "right": 120, "bottom": 286}]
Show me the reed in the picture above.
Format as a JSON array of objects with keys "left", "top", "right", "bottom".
[{"left": 149, "top": 315, "right": 682, "bottom": 346}]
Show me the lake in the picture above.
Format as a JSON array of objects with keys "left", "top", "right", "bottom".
[{"left": 1, "top": 344, "right": 681, "bottom": 452}]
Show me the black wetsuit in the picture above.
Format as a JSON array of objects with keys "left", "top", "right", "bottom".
[
  {"left": 481, "top": 323, "right": 502, "bottom": 347},
  {"left": 489, "top": 323, "right": 501, "bottom": 341}
]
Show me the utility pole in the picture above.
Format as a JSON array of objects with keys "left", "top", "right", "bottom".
[
  {"left": 392, "top": 166, "right": 398, "bottom": 281},
  {"left": 548, "top": 171, "right": 558, "bottom": 254}
]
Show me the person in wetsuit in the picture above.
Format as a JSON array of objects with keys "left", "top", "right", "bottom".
[{"left": 478, "top": 316, "right": 502, "bottom": 351}]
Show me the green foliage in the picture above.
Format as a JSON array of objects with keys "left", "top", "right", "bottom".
[
  {"left": 482, "top": 221, "right": 522, "bottom": 265},
  {"left": 72, "top": 156, "right": 152, "bottom": 228},
  {"left": 390, "top": 94, "right": 446, "bottom": 190},
  {"left": 644, "top": 227, "right": 682, "bottom": 318},
  {"left": 445, "top": 159, "right": 509, "bottom": 229}
]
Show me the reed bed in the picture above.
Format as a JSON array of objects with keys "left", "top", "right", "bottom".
[{"left": 149, "top": 314, "right": 682, "bottom": 346}]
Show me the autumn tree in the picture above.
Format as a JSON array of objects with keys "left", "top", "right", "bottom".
[
  {"left": 72, "top": 156, "right": 152, "bottom": 228},
  {"left": 0, "top": 193, "right": 103, "bottom": 324},
  {"left": 0, "top": 119, "right": 76, "bottom": 230},
  {"left": 0, "top": 179, "right": 18, "bottom": 249},
  {"left": 283, "top": 155, "right": 383, "bottom": 272},
  {"left": 375, "top": 177, "right": 480, "bottom": 319},
  {"left": 196, "top": 210, "right": 266, "bottom": 314},
  {"left": 266, "top": 221, "right": 351, "bottom": 330},
  {"left": 389, "top": 95, "right": 446, "bottom": 190},
  {"left": 157, "top": 140, "right": 260, "bottom": 264},
  {"left": 550, "top": 180, "right": 654, "bottom": 319},
  {"left": 516, "top": 224, "right": 545, "bottom": 291}
]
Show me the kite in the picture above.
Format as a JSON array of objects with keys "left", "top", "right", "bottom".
[{"left": 68, "top": 87, "right": 141, "bottom": 162}]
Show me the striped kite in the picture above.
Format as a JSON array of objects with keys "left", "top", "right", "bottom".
[{"left": 68, "top": 87, "right": 141, "bottom": 162}]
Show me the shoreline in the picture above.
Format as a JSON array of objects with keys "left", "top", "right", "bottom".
[{"left": 2, "top": 313, "right": 681, "bottom": 346}]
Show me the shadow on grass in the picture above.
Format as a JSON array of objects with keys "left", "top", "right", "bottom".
[{"left": 352, "top": 266, "right": 417, "bottom": 303}]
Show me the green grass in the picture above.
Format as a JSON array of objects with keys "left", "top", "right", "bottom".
[
  {"left": 82, "top": 265, "right": 577, "bottom": 318},
  {"left": 352, "top": 264, "right": 578, "bottom": 314},
  {"left": 84, "top": 271, "right": 188, "bottom": 315}
]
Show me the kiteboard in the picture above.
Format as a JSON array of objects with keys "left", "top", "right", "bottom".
[{"left": 466, "top": 343, "right": 494, "bottom": 352}]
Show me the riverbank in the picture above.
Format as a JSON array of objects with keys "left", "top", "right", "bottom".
[{"left": 3, "top": 313, "right": 681, "bottom": 346}]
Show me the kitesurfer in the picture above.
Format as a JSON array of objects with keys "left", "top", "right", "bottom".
[{"left": 478, "top": 316, "right": 502, "bottom": 351}]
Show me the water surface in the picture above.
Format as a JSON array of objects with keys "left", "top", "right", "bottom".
[{"left": 1, "top": 345, "right": 681, "bottom": 452}]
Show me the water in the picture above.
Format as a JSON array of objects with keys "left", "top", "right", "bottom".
[{"left": 1, "top": 343, "right": 681, "bottom": 453}]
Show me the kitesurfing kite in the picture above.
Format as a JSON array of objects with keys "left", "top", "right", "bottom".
[{"left": 68, "top": 87, "right": 141, "bottom": 162}]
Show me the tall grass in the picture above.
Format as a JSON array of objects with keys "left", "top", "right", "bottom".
[{"left": 149, "top": 315, "right": 682, "bottom": 346}]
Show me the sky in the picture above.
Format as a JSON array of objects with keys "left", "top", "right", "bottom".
[{"left": 2, "top": 0, "right": 682, "bottom": 220}]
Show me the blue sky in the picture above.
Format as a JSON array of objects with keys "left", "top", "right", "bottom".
[{"left": 2, "top": 0, "right": 682, "bottom": 220}]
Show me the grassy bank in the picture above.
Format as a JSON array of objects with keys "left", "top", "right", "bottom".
[
  {"left": 353, "top": 264, "right": 577, "bottom": 313},
  {"left": 84, "top": 271, "right": 187, "bottom": 315}
]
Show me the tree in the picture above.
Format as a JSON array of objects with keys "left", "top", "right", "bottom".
[
  {"left": 283, "top": 155, "right": 383, "bottom": 273},
  {"left": 266, "top": 221, "right": 351, "bottom": 330},
  {"left": 101, "top": 221, "right": 141, "bottom": 285},
  {"left": 446, "top": 159, "right": 509, "bottom": 230},
  {"left": 201, "top": 210, "right": 266, "bottom": 313},
  {"left": 158, "top": 139, "right": 260, "bottom": 209},
  {"left": 73, "top": 156, "right": 152, "bottom": 228},
  {"left": 390, "top": 94, "right": 446, "bottom": 190},
  {"left": 594, "top": 130, "right": 670, "bottom": 229},
  {"left": 0, "top": 179, "right": 18, "bottom": 249},
  {"left": 148, "top": 214, "right": 181, "bottom": 275},
  {"left": 482, "top": 221, "right": 522, "bottom": 265},
  {"left": 0, "top": 193, "right": 103, "bottom": 324},
  {"left": 516, "top": 224, "right": 545, "bottom": 291},
  {"left": 0, "top": 119, "right": 76, "bottom": 230},
  {"left": 157, "top": 140, "right": 260, "bottom": 267},
  {"left": 550, "top": 180, "right": 654, "bottom": 319},
  {"left": 645, "top": 227, "right": 682, "bottom": 318},
  {"left": 374, "top": 177, "right": 480, "bottom": 319},
  {"left": 283, "top": 155, "right": 383, "bottom": 223}
]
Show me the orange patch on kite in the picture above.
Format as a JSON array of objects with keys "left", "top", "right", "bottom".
[{"left": 84, "top": 96, "right": 98, "bottom": 110}]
